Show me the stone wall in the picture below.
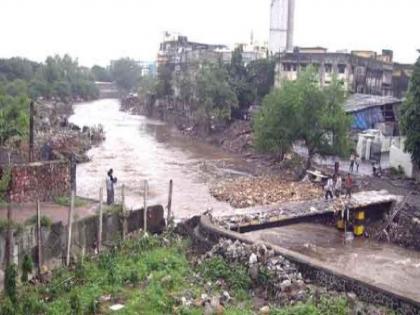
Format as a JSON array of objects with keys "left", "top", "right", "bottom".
[
  {"left": 2, "top": 160, "right": 70, "bottom": 203},
  {"left": 0, "top": 205, "right": 165, "bottom": 269}
]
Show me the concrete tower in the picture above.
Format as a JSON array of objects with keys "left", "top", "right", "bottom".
[{"left": 269, "top": 0, "right": 295, "bottom": 54}]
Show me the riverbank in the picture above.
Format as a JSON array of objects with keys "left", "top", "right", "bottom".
[
  {"left": 0, "top": 231, "right": 392, "bottom": 314},
  {"left": 119, "top": 96, "right": 420, "bottom": 251}
]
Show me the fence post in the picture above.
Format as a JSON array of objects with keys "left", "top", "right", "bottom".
[
  {"left": 66, "top": 191, "right": 75, "bottom": 266},
  {"left": 97, "top": 187, "right": 103, "bottom": 253},
  {"left": 143, "top": 180, "right": 148, "bottom": 234},
  {"left": 36, "top": 200, "right": 43, "bottom": 275},
  {"left": 121, "top": 184, "right": 127, "bottom": 240},
  {"left": 5, "top": 203, "right": 13, "bottom": 267},
  {"left": 167, "top": 179, "right": 173, "bottom": 224}
]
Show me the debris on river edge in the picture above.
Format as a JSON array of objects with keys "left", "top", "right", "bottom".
[
  {"left": 183, "top": 238, "right": 392, "bottom": 315},
  {"left": 210, "top": 176, "right": 323, "bottom": 208}
]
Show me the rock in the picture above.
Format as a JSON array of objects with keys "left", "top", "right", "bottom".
[
  {"left": 280, "top": 279, "right": 292, "bottom": 292},
  {"left": 249, "top": 264, "right": 259, "bottom": 281},
  {"left": 249, "top": 253, "right": 258, "bottom": 264},
  {"left": 347, "top": 292, "right": 357, "bottom": 301},
  {"left": 220, "top": 291, "right": 231, "bottom": 304},
  {"left": 259, "top": 306, "right": 270, "bottom": 314}
]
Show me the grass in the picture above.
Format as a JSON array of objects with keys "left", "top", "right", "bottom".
[
  {"left": 0, "top": 233, "right": 355, "bottom": 315},
  {"left": 25, "top": 215, "right": 53, "bottom": 228},
  {"left": 54, "top": 196, "right": 88, "bottom": 208}
]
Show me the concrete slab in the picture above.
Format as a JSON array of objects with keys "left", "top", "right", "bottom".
[{"left": 246, "top": 223, "right": 420, "bottom": 303}]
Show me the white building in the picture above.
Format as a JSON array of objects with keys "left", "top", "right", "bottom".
[{"left": 269, "top": 0, "right": 295, "bottom": 54}]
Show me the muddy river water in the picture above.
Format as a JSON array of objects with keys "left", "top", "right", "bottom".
[{"left": 69, "top": 98, "right": 247, "bottom": 218}]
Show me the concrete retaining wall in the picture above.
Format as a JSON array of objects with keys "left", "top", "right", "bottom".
[
  {"left": 197, "top": 215, "right": 420, "bottom": 314},
  {"left": 0, "top": 205, "right": 165, "bottom": 270}
]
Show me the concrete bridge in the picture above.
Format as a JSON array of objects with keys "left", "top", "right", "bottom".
[
  {"left": 193, "top": 190, "right": 420, "bottom": 314},
  {"left": 95, "top": 81, "right": 119, "bottom": 99}
]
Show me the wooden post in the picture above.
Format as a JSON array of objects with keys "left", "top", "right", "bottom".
[
  {"left": 5, "top": 203, "right": 13, "bottom": 267},
  {"left": 167, "top": 180, "right": 173, "bottom": 224},
  {"left": 29, "top": 100, "right": 34, "bottom": 162},
  {"left": 121, "top": 184, "right": 127, "bottom": 240},
  {"left": 66, "top": 191, "right": 75, "bottom": 266},
  {"left": 143, "top": 180, "right": 148, "bottom": 234},
  {"left": 97, "top": 187, "right": 103, "bottom": 253},
  {"left": 36, "top": 200, "right": 43, "bottom": 275}
]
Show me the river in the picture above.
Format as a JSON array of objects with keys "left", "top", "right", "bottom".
[{"left": 69, "top": 98, "right": 246, "bottom": 218}]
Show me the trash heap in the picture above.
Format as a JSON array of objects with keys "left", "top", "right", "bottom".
[
  {"left": 201, "top": 239, "right": 307, "bottom": 305},
  {"left": 211, "top": 177, "right": 322, "bottom": 208}
]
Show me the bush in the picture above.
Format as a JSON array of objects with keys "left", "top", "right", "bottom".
[
  {"left": 4, "top": 264, "right": 17, "bottom": 304},
  {"left": 70, "top": 292, "right": 82, "bottom": 315},
  {"left": 21, "top": 254, "right": 33, "bottom": 283},
  {"left": 199, "top": 256, "right": 251, "bottom": 292},
  {"left": 21, "top": 292, "right": 47, "bottom": 314},
  {"left": 0, "top": 298, "right": 15, "bottom": 315},
  {"left": 25, "top": 215, "right": 52, "bottom": 228}
]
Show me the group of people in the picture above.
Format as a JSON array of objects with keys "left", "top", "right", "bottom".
[{"left": 324, "top": 173, "right": 353, "bottom": 200}]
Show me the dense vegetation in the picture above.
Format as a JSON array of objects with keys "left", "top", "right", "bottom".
[
  {"left": 138, "top": 46, "right": 275, "bottom": 131},
  {"left": 0, "top": 233, "right": 350, "bottom": 315},
  {"left": 0, "top": 55, "right": 99, "bottom": 102},
  {"left": 0, "top": 55, "right": 101, "bottom": 148},
  {"left": 253, "top": 68, "right": 351, "bottom": 168},
  {"left": 400, "top": 53, "right": 420, "bottom": 168}
]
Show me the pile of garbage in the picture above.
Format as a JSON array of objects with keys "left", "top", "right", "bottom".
[
  {"left": 200, "top": 239, "right": 307, "bottom": 305},
  {"left": 210, "top": 176, "right": 322, "bottom": 208}
]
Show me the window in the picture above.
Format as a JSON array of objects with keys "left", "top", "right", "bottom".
[
  {"left": 325, "top": 64, "right": 332, "bottom": 73},
  {"left": 338, "top": 64, "right": 346, "bottom": 74}
]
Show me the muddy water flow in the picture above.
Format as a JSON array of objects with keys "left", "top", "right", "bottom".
[{"left": 69, "top": 99, "right": 251, "bottom": 218}]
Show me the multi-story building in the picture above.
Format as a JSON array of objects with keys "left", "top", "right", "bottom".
[
  {"left": 275, "top": 47, "right": 412, "bottom": 98},
  {"left": 157, "top": 32, "right": 228, "bottom": 68}
]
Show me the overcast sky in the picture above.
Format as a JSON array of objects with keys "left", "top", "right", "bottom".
[{"left": 1, "top": 0, "right": 419, "bottom": 67}]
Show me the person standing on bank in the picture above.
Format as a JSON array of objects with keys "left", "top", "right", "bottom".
[
  {"left": 324, "top": 176, "right": 334, "bottom": 201},
  {"left": 345, "top": 173, "right": 353, "bottom": 199},
  {"left": 106, "top": 169, "right": 118, "bottom": 205}
]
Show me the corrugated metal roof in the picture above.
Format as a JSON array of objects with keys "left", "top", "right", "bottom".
[{"left": 344, "top": 94, "right": 402, "bottom": 113}]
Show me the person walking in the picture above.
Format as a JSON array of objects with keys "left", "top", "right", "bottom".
[
  {"left": 334, "top": 175, "right": 342, "bottom": 197},
  {"left": 355, "top": 154, "right": 361, "bottom": 173},
  {"left": 106, "top": 169, "right": 117, "bottom": 205},
  {"left": 349, "top": 153, "right": 355, "bottom": 173},
  {"left": 324, "top": 177, "right": 334, "bottom": 201},
  {"left": 345, "top": 173, "right": 353, "bottom": 199}
]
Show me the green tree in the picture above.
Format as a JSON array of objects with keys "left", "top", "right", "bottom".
[
  {"left": 400, "top": 53, "right": 420, "bottom": 168},
  {"left": 0, "top": 93, "right": 29, "bottom": 147},
  {"left": 156, "top": 63, "right": 174, "bottom": 98},
  {"left": 246, "top": 58, "right": 275, "bottom": 103},
  {"left": 228, "top": 46, "right": 256, "bottom": 116},
  {"left": 253, "top": 68, "right": 350, "bottom": 168},
  {"left": 138, "top": 74, "right": 158, "bottom": 100},
  {"left": 110, "top": 58, "right": 141, "bottom": 93},
  {"left": 91, "top": 65, "right": 112, "bottom": 82},
  {"left": 195, "top": 62, "right": 238, "bottom": 132}
]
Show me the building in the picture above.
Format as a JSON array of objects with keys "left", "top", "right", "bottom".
[
  {"left": 157, "top": 32, "right": 228, "bottom": 68},
  {"left": 275, "top": 47, "right": 411, "bottom": 98},
  {"left": 137, "top": 61, "right": 157, "bottom": 77},
  {"left": 344, "top": 93, "right": 402, "bottom": 135},
  {"left": 269, "top": 0, "right": 295, "bottom": 54},
  {"left": 157, "top": 32, "right": 269, "bottom": 70}
]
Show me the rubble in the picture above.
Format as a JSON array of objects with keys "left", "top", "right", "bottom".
[
  {"left": 210, "top": 176, "right": 322, "bottom": 208},
  {"left": 201, "top": 239, "right": 308, "bottom": 305}
]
